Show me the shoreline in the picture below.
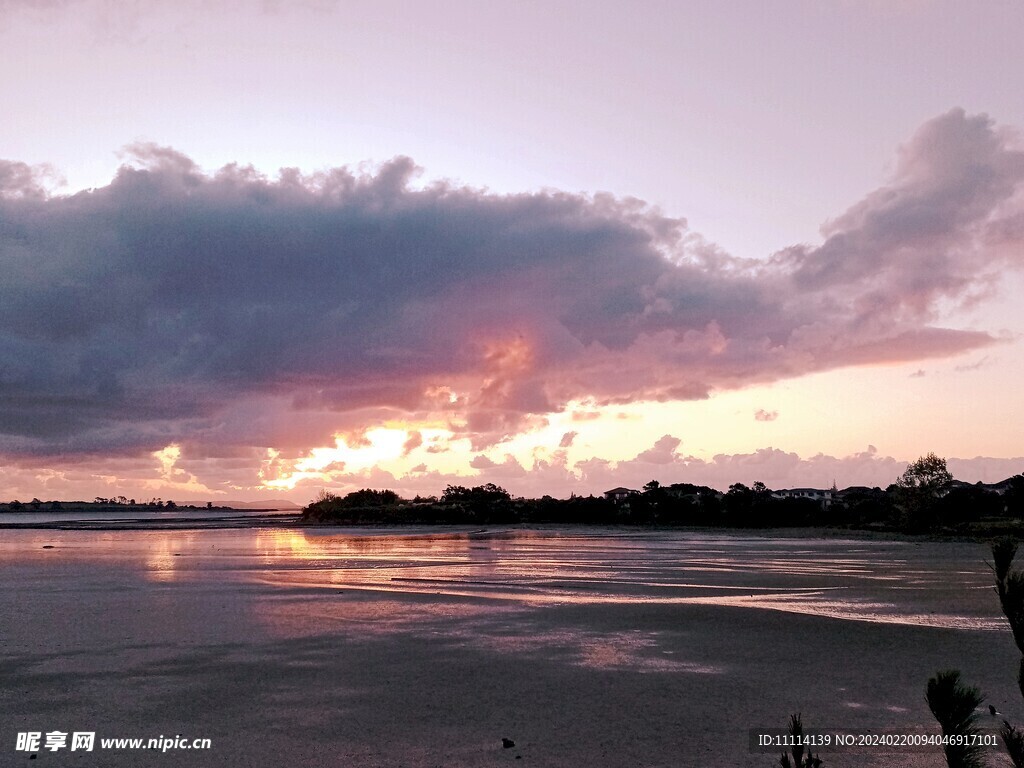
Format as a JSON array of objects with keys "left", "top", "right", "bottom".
[{"left": 0, "top": 515, "right": 1012, "bottom": 544}]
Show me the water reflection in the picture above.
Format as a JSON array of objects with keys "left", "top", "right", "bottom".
[
  {"left": 0, "top": 527, "right": 1005, "bottom": 631},
  {"left": 236, "top": 530, "right": 1000, "bottom": 631},
  {"left": 144, "top": 535, "right": 183, "bottom": 582}
]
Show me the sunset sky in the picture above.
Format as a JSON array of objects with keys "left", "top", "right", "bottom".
[{"left": 2, "top": 0, "right": 1024, "bottom": 503}]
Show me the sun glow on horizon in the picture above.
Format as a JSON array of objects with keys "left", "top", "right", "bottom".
[
  {"left": 262, "top": 427, "right": 432, "bottom": 491},
  {"left": 149, "top": 443, "right": 216, "bottom": 494},
  {"left": 297, "top": 428, "right": 407, "bottom": 472}
]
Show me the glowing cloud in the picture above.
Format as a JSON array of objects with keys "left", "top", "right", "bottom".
[{"left": 1, "top": 109, "right": 1023, "bottom": 491}]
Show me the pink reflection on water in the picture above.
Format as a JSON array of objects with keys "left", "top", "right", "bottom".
[
  {"left": 242, "top": 529, "right": 1003, "bottom": 633},
  {"left": 0, "top": 527, "right": 1004, "bottom": 634},
  {"left": 670, "top": 591, "right": 1005, "bottom": 631}
]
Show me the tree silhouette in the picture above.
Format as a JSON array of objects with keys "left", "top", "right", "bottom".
[{"left": 894, "top": 453, "right": 952, "bottom": 531}]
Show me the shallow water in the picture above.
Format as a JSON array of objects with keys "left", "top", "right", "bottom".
[
  {"left": 1, "top": 526, "right": 1001, "bottom": 630},
  {"left": 0, "top": 508, "right": 297, "bottom": 526},
  {"left": 0, "top": 526, "right": 1014, "bottom": 767}
]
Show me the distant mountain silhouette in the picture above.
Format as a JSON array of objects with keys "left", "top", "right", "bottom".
[{"left": 218, "top": 499, "right": 301, "bottom": 510}]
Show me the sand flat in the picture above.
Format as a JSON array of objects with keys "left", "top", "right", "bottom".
[{"left": 0, "top": 526, "right": 1016, "bottom": 766}]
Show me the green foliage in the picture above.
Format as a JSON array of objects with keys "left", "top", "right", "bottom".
[{"left": 926, "top": 670, "right": 986, "bottom": 768}]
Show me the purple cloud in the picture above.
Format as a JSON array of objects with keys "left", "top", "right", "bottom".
[
  {"left": 0, "top": 159, "right": 60, "bottom": 199},
  {"left": 1, "top": 109, "right": 1023, "bottom": 464}
]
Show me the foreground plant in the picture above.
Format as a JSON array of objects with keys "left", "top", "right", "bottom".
[
  {"left": 928, "top": 537, "right": 1024, "bottom": 768},
  {"left": 993, "top": 537, "right": 1024, "bottom": 767},
  {"left": 777, "top": 713, "right": 822, "bottom": 768},
  {"left": 926, "top": 670, "right": 987, "bottom": 768},
  {"left": 1001, "top": 720, "right": 1024, "bottom": 768}
]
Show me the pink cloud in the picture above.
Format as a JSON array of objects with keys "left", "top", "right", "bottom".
[
  {"left": 402, "top": 430, "right": 423, "bottom": 456},
  {"left": 634, "top": 435, "right": 682, "bottom": 464},
  {"left": 3, "top": 438, "right": 1021, "bottom": 504},
  {"left": 1, "top": 110, "right": 1023, "bottom": 477},
  {"left": 469, "top": 455, "right": 496, "bottom": 469}
]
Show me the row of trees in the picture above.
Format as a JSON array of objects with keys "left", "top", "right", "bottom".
[
  {"left": 90, "top": 496, "right": 178, "bottom": 508},
  {"left": 5, "top": 497, "right": 188, "bottom": 511},
  {"left": 302, "top": 482, "right": 628, "bottom": 525},
  {"left": 301, "top": 455, "right": 1024, "bottom": 533}
]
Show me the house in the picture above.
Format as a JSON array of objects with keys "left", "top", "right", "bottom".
[
  {"left": 604, "top": 487, "right": 635, "bottom": 502},
  {"left": 772, "top": 487, "right": 834, "bottom": 508}
]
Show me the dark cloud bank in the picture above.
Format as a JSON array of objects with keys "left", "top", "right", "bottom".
[{"left": 2, "top": 109, "right": 1023, "bottom": 463}]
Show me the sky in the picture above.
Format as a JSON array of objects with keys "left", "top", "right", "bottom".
[{"left": 2, "top": 0, "right": 1024, "bottom": 503}]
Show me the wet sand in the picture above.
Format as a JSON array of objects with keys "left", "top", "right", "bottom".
[{"left": 0, "top": 526, "right": 1017, "bottom": 766}]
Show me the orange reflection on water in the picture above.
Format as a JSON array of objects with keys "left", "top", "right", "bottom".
[
  {"left": 240, "top": 530, "right": 1006, "bottom": 635},
  {"left": 143, "top": 534, "right": 186, "bottom": 582},
  {"left": 2, "top": 527, "right": 1004, "bottom": 635},
  {"left": 0, "top": 529, "right": 209, "bottom": 583},
  {"left": 251, "top": 528, "right": 498, "bottom": 594}
]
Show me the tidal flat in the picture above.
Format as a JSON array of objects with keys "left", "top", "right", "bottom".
[{"left": 0, "top": 525, "right": 1016, "bottom": 766}]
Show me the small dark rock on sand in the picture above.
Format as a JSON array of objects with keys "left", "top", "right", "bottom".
[{"left": 501, "top": 738, "right": 515, "bottom": 749}]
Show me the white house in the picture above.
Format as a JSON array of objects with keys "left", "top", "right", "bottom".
[{"left": 772, "top": 487, "right": 834, "bottom": 508}]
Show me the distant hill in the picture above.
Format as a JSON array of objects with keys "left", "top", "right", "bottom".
[{"left": 219, "top": 499, "right": 302, "bottom": 510}]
